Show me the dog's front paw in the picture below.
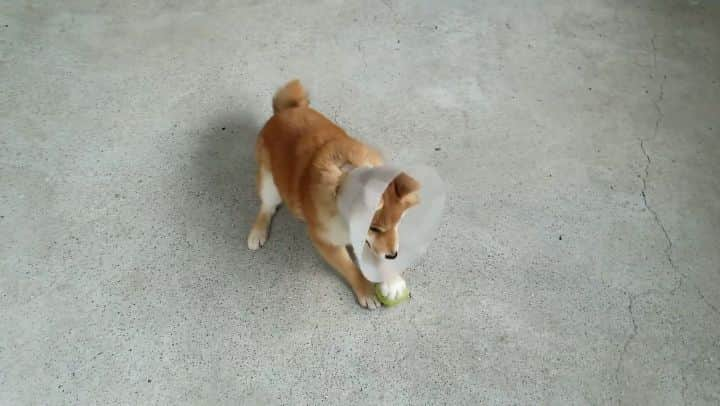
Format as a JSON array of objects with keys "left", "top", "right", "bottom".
[
  {"left": 357, "top": 293, "right": 382, "bottom": 310},
  {"left": 354, "top": 282, "right": 381, "bottom": 310},
  {"left": 247, "top": 227, "right": 268, "bottom": 250},
  {"left": 379, "top": 275, "right": 407, "bottom": 301}
]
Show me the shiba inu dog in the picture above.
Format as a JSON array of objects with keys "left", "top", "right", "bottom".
[{"left": 248, "top": 80, "right": 420, "bottom": 309}]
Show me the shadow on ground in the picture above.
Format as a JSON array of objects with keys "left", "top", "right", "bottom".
[
  {"left": 190, "top": 110, "right": 263, "bottom": 246},
  {"left": 190, "top": 109, "right": 309, "bottom": 257}
]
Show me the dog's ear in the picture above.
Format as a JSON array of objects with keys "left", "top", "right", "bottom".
[{"left": 392, "top": 172, "right": 420, "bottom": 205}]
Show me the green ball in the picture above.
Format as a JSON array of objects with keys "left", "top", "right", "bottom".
[{"left": 375, "top": 284, "right": 410, "bottom": 307}]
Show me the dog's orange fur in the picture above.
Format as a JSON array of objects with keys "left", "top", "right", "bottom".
[{"left": 248, "top": 80, "right": 420, "bottom": 308}]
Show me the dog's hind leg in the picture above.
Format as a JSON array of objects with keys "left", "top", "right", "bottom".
[{"left": 248, "top": 163, "right": 282, "bottom": 250}]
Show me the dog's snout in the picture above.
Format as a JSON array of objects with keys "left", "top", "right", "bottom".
[{"left": 385, "top": 251, "right": 398, "bottom": 260}]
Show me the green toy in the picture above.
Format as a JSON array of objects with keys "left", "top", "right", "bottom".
[{"left": 375, "top": 284, "right": 410, "bottom": 307}]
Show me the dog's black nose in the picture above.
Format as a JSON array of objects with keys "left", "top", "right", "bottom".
[{"left": 385, "top": 251, "right": 398, "bottom": 260}]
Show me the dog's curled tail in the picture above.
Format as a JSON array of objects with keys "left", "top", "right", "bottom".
[{"left": 272, "top": 79, "right": 309, "bottom": 114}]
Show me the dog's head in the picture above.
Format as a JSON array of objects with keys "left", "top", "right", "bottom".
[{"left": 365, "top": 172, "right": 420, "bottom": 259}]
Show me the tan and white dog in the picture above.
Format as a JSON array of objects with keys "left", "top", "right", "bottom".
[{"left": 247, "top": 80, "right": 421, "bottom": 309}]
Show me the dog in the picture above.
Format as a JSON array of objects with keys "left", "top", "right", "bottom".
[{"left": 247, "top": 80, "right": 421, "bottom": 309}]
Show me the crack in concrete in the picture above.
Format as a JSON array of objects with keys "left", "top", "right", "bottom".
[
  {"left": 695, "top": 286, "right": 720, "bottom": 315},
  {"left": 616, "top": 34, "right": 676, "bottom": 404},
  {"left": 638, "top": 35, "right": 682, "bottom": 296},
  {"left": 355, "top": 41, "right": 369, "bottom": 72},
  {"left": 645, "top": 35, "right": 719, "bottom": 315},
  {"left": 619, "top": 31, "right": 719, "bottom": 406},
  {"left": 615, "top": 293, "right": 638, "bottom": 399},
  {"left": 651, "top": 34, "right": 658, "bottom": 74},
  {"left": 680, "top": 367, "right": 688, "bottom": 406},
  {"left": 642, "top": 36, "right": 677, "bottom": 289}
]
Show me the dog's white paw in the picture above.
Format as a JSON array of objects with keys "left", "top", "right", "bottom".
[
  {"left": 379, "top": 275, "right": 407, "bottom": 301},
  {"left": 247, "top": 227, "right": 267, "bottom": 250}
]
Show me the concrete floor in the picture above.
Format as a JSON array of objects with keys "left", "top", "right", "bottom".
[{"left": 2, "top": 0, "right": 719, "bottom": 404}]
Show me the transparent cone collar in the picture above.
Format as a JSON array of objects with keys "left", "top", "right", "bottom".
[{"left": 336, "top": 164, "right": 446, "bottom": 283}]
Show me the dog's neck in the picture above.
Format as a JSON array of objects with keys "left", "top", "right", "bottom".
[
  {"left": 335, "top": 163, "right": 356, "bottom": 199},
  {"left": 339, "top": 163, "right": 355, "bottom": 174},
  {"left": 335, "top": 161, "right": 381, "bottom": 202}
]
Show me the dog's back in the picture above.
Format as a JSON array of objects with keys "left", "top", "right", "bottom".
[{"left": 256, "top": 80, "right": 381, "bottom": 224}]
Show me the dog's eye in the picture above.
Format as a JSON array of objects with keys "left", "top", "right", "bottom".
[{"left": 369, "top": 226, "right": 382, "bottom": 233}]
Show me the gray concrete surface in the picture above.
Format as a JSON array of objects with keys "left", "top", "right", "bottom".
[{"left": 2, "top": 0, "right": 719, "bottom": 404}]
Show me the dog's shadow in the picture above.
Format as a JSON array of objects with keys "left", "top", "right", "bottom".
[{"left": 192, "top": 110, "right": 308, "bottom": 264}]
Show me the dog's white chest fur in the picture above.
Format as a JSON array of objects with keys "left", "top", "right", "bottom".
[{"left": 320, "top": 214, "right": 350, "bottom": 246}]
